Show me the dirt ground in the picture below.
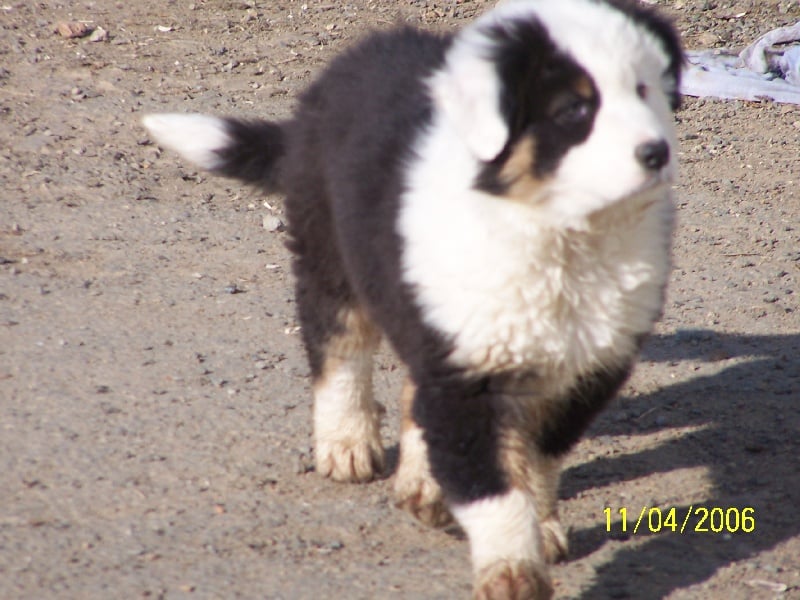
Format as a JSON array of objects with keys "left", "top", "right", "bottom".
[{"left": 1, "top": 1, "right": 799, "bottom": 598}]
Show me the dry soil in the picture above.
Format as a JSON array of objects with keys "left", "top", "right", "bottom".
[{"left": 1, "top": 1, "right": 799, "bottom": 599}]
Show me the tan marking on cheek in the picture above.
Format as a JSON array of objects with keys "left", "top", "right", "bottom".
[{"left": 498, "top": 135, "right": 546, "bottom": 201}]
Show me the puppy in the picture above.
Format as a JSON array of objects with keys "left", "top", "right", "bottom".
[{"left": 143, "top": 0, "right": 682, "bottom": 597}]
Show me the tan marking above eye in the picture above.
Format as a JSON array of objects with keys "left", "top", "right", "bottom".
[{"left": 572, "top": 75, "right": 595, "bottom": 100}]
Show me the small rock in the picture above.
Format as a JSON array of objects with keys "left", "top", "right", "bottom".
[
  {"left": 223, "top": 283, "right": 245, "bottom": 294},
  {"left": 210, "top": 376, "right": 228, "bottom": 388},
  {"left": 262, "top": 214, "right": 285, "bottom": 232},
  {"left": 56, "top": 22, "right": 93, "bottom": 39},
  {"left": 696, "top": 31, "right": 718, "bottom": 47},
  {"left": 295, "top": 452, "right": 314, "bottom": 474},
  {"left": 744, "top": 579, "right": 788, "bottom": 594},
  {"left": 89, "top": 27, "right": 109, "bottom": 42}
]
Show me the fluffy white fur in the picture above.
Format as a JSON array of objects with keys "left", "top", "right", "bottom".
[
  {"left": 430, "top": 22, "right": 509, "bottom": 162},
  {"left": 453, "top": 489, "right": 544, "bottom": 571},
  {"left": 142, "top": 113, "right": 230, "bottom": 171}
]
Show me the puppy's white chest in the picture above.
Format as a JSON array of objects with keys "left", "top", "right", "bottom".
[{"left": 399, "top": 187, "right": 671, "bottom": 387}]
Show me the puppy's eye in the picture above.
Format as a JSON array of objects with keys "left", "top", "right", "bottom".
[
  {"left": 552, "top": 97, "right": 592, "bottom": 126},
  {"left": 636, "top": 83, "right": 648, "bottom": 100}
]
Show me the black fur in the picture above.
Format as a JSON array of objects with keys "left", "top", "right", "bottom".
[
  {"left": 411, "top": 360, "right": 631, "bottom": 503},
  {"left": 277, "top": 28, "right": 459, "bottom": 381},
  {"left": 214, "top": 119, "right": 285, "bottom": 188},
  {"left": 413, "top": 376, "right": 509, "bottom": 504},
  {"left": 537, "top": 365, "right": 632, "bottom": 456}
]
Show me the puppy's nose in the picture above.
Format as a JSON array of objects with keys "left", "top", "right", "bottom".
[{"left": 635, "top": 139, "right": 670, "bottom": 171}]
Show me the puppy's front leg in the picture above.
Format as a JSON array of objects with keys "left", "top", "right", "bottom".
[
  {"left": 394, "top": 378, "right": 453, "bottom": 527},
  {"left": 454, "top": 490, "right": 552, "bottom": 600},
  {"left": 500, "top": 427, "right": 568, "bottom": 566},
  {"left": 414, "top": 381, "right": 553, "bottom": 600},
  {"left": 528, "top": 457, "right": 569, "bottom": 565}
]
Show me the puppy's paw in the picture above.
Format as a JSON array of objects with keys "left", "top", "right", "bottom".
[
  {"left": 394, "top": 474, "right": 453, "bottom": 528},
  {"left": 540, "top": 517, "right": 569, "bottom": 564},
  {"left": 315, "top": 436, "right": 385, "bottom": 483},
  {"left": 394, "top": 424, "right": 453, "bottom": 527},
  {"left": 473, "top": 560, "right": 553, "bottom": 600}
]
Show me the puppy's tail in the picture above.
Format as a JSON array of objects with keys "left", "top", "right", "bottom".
[{"left": 142, "top": 114, "right": 285, "bottom": 190}]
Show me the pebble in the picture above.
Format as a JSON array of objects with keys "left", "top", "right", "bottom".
[
  {"left": 294, "top": 450, "right": 314, "bottom": 474},
  {"left": 89, "top": 27, "right": 109, "bottom": 43},
  {"left": 224, "top": 283, "right": 245, "bottom": 294},
  {"left": 56, "top": 22, "right": 93, "bottom": 39},
  {"left": 263, "top": 215, "right": 285, "bottom": 232}
]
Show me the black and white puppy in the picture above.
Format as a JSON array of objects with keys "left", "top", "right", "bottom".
[{"left": 143, "top": 0, "right": 682, "bottom": 597}]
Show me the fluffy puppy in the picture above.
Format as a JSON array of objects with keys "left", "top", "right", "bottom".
[{"left": 143, "top": 0, "right": 682, "bottom": 597}]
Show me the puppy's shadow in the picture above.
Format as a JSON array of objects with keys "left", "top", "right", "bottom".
[
  {"left": 382, "top": 444, "right": 400, "bottom": 480},
  {"left": 559, "top": 329, "right": 800, "bottom": 598}
]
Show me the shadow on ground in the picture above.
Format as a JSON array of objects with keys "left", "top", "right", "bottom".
[{"left": 563, "top": 329, "right": 800, "bottom": 598}]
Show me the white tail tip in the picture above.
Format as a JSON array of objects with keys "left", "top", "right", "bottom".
[{"left": 142, "top": 113, "right": 231, "bottom": 170}]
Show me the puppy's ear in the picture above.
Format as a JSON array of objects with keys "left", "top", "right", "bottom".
[{"left": 430, "top": 52, "right": 509, "bottom": 162}]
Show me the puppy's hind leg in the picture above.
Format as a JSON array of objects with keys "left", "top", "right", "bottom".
[
  {"left": 286, "top": 171, "right": 386, "bottom": 483},
  {"left": 306, "top": 303, "right": 385, "bottom": 483}
]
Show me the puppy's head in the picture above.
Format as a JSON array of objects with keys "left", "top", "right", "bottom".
[{"left": 432, "top": 0, "right": 683, "bottom": 221}]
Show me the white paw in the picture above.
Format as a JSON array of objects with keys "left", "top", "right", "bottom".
[
  {"left": 315, "top": 436, "right": 385, "bottom": 483},
  {"left": 394, "top": 471, "right": 452, "bottom": 527},
  {"left": 473, "top": 560, "right": 553, "bottom": 600},
  {"left": 312, "top": 355, "right": 384, "bottom": 483}
]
